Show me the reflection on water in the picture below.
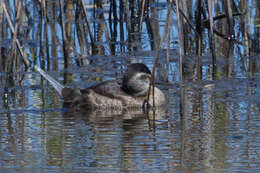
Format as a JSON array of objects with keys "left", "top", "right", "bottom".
[
  {"left": 1, "top": 73, "right": 260, "bottom": 172},
  {"left": 0, "top": 0, "right": 260, "bottom": 172}
]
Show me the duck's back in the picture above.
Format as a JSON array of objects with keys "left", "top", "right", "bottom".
[
  {"left": 62, "top": 80, "right": 165, "bottom": 110},
  {"left": 87, "top": 80, "right": 124, "bottom": 98},
  {"left": 62, "top": 80, "right": 135, "bottom": 109}
]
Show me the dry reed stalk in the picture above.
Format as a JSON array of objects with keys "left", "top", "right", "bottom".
[
  {"left": 166, "top": 0, "right": 174, "bottom": 82},
  {"left": 80, "top": 0, "right": 95, "bottom": 49},
  {"left": 75, "top": 1, "right": 87, "bottom": 65},
  {"left": 166, "top": 21, "right": 170, "bottom": 83},
  {"left": 172, "top": 0, "right": 198, "bottom": 36},
  {"left": 139, "top": 0, "right": 146, "bottom": 32},
  {"left": 147, "top": 0, "right": 173, "bottom": 108},
  {"left": 103, "top": 20, "right": 112, "bottom": 54},
  {"left": 108, "top": 0, "right": 118, "bottom": 55},
  {"left": 175, "top": 0, "right": 183, "bottom": 81},
  {"left": 58, "top": 0, "right": 69, "bottom": 71},
  {"left": 12, "top": 0, "right": 23, "bottom": 71},
  {"left": 119, "top": 0, "right": 124, "bottom": 51},
  {"left": 59, "top": 0, "right": 74, "bottom": 70},
  {"left": 196, "top": 0, "right": 203, "bottom": 80},
  {"left": 121, "top": 0, "right": 131, "bottom": 35},
  {"left": 2, "top": 3, "right": 29, "bottom": 68},
  {"left": 225, "top": 0, "right": 234, "bottom": 36},
  {"left": 41, "top": 0, "right": 50, "bottom": 69},
  {"left": 197, "top": 37, "right": 202, "bottom": 80},
  {"left": 59, "top": 0, "right": 67, "bottom": 42},
  {"left": 206, "top": 0, "right": 216, "bottom": 79}
]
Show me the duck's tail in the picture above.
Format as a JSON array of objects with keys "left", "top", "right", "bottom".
[{"left": 34, "top": 66, "right": 64, "bottom": 96}]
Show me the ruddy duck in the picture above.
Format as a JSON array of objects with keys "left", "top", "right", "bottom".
[{"left": 36, "top": 63, "right": 166, "bottom": 110}]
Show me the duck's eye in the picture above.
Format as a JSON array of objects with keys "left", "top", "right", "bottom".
[{"left": 139, "top": 74, "right": 150, "bottom": 80}]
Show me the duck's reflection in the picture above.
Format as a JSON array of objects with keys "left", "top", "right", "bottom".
[{"left": 60, "top": 107, "right": 169, "bottom": 171}]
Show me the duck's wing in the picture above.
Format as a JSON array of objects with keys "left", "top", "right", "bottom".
[{"left": 80, "top": 80, "right": 126, "bottom": 99}]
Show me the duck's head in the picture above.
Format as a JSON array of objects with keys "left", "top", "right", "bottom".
[{"left": 122, "top": 63, "right": 151, "bottom": 97}]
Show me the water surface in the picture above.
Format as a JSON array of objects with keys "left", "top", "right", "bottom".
[{"left": 0, "top": 0, "right": 260, "bottom": 172}]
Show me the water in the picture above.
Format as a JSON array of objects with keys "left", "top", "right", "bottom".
[
  {"left": 0, "top": 0, "right": 260, "bottom": 172},
  {"left": 1, "top": 67, "right": 260, "bottom": 172}
]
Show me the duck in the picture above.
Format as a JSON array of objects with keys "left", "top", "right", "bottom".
[{"left": 35, "top": 63, "right": 166, "bottom": 110}]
